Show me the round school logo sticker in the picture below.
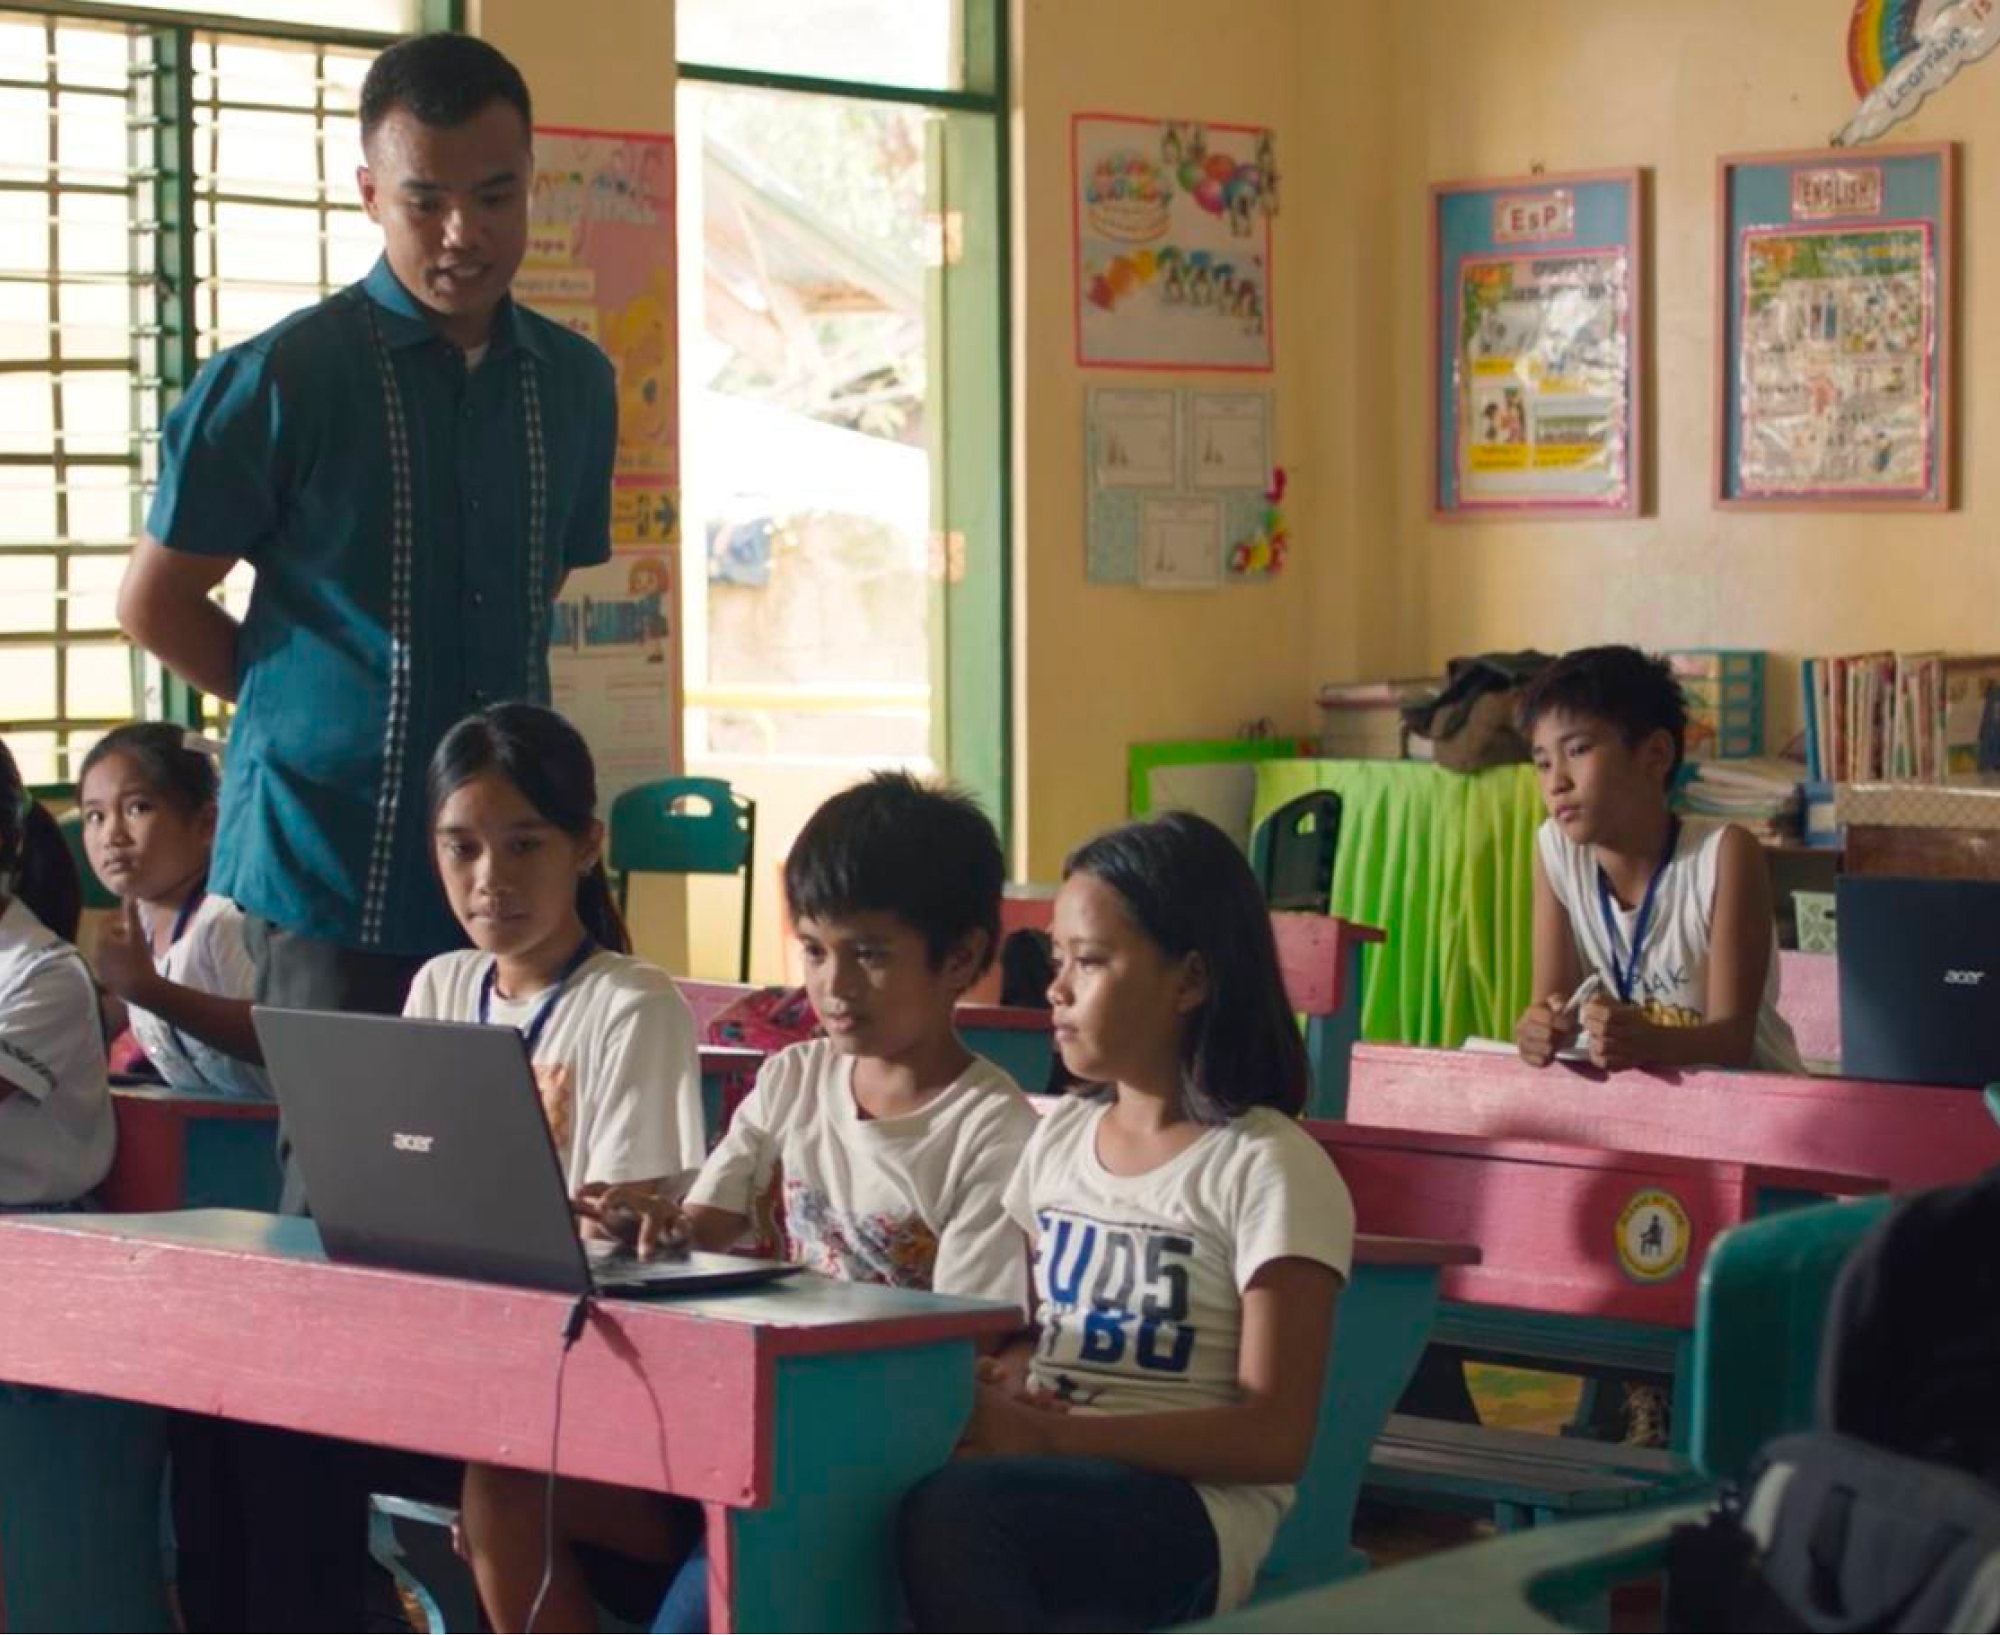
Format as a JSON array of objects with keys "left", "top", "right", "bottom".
[{"left": 1616, "top": 1189, "right": 1691, "bottom": 1283}]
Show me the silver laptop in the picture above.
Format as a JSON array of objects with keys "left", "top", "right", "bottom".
[{"left": 253, "top": 1007, "right": 797, "bottom": 1298}]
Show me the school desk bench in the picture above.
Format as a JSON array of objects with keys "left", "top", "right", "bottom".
[
  {"left": 0, "top": 1207, "right": 1014, "bottom": 1632},
  {"left": 370, "top": 1229, "right": 1480, "bottom": 1630},
  {"left": 0, "top": 1212, "right": 1473, "bottom": 1630},
  {"left": 1342, "top": 1043, "right": 2000, "bottom": 1192},
  {"left": 1303, "top": 1119, "right": 1882, "bottom": 1524},
  {"left": 1192, "top": 1192, "right": 1897, "bottom": 1632}
]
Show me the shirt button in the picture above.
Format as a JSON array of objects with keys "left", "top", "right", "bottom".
[
  {"left": 470, "top": 687, "right": 489, "bottom": 706},
  {"left": 460, "top": 403, "right": 474, "bottom": 420},
  {"left": 469, "top": 496, "right": 482, "bottom": 513},
  {"left": 471, "top": 590, "right": 485, "bottom": 608}
]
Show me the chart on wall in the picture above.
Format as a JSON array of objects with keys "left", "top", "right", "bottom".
[
  {"left": 1431, "top": 170, "right": 1641, "bottom": 519},
  {"left": 1071, "top": 113, "right": 1277, "bottom": 371},
  {"left": 517, "top": 126, "right": 682, "bottom": 803},
  {"left": 1716, "top": 145, "right": 1952, "bottom": 510}
]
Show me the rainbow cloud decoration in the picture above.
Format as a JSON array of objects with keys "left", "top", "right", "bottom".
[{"left": 1837, "top": 0, "right": 2000, "bottom": 144}]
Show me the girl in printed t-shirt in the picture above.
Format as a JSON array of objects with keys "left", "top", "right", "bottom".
[{"left": 898, "top": 811, "right": 1356, "bottom": 1631}]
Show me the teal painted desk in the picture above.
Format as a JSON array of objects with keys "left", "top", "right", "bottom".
[
  {"left": 0, "top": 1210, "right": 1015, "bottom": 1633},
  {"left": 101, "top": 1086, "right": 281, "bottom": 1213}
]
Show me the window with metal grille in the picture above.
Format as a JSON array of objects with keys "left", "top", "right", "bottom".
[{"left": 0, "top": 5, "right": 426, "bottom": 788}]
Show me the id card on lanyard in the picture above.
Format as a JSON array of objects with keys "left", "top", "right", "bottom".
[{"left": 1595, "top": 818, "right": 1680, "bottom": 1005}]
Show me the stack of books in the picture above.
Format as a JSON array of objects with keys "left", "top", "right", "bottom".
[
  {"left": 1675, "top": 755, "right": 1805, "bottom": 844},
  {"left": 1802, "top": 653, "right": 2000, "bottom": 782}
]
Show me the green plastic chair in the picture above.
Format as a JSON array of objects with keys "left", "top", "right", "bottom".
[
  {"left": 609, "top": 777, "right": 756, "bottom": 981},
  {"left": 57, "top": 807, "right": 118, "bottom": 911}
]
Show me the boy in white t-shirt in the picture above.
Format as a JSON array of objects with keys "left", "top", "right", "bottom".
[
  {"left": 1514, "top": 645, "right": 1802, "bottom": 1076},
  {"left": 470, "top": 770, "right": 1038, "bottom": 1634},
  {"left": 1507, "top": 645, "right": 1800, "bottom": 1448}
]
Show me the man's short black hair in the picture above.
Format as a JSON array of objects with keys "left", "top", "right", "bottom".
[
  {"left": 359, "top": 33, "right": 532, "bottom": 143},
  {"left": 1518, "top": 645, "right": 1690, "bottom": 781},
  {"left": 784, "top": 771, "right": 1004, "bottom": 975}
]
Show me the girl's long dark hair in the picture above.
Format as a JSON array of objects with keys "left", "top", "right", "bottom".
[
  {"left": 0, "top": 738, "right": 82, "bottom": 942},
  {"left": 1063, "top": 811, "right": 1307, "bottom": 1124},
  {"left": 425, "top": 704, "right": 630, "bottom": 955}
]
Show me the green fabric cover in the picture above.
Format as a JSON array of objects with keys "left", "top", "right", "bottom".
[{"left": 1252, "top": 760, "right": 1542, "bottom": 1047}]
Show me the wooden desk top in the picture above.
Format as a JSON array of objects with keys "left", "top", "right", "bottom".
[
  {"left": 1347, "top": 1044, "right": 2000, "bottom": 1191},
  {"left": 0, "top": 1210, "right": 1015, "bottom": 1505}
]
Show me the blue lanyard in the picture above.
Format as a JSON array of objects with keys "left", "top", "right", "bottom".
[
  {"left": 1594, "top": 818, "right": 1680, "bottom": 1005},
  {"left": 477, "top": 935, "right": 596, "bottom": 1054},
  {"left": 157, "top": 874, "right": 207, "bottom": 1067}
]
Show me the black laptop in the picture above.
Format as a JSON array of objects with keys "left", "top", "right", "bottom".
[
  {"left": 252, "top": 1007, "right": 797, "bottom": 1298},
  {"left": 1837, "top": 876, "right": 2000, "bottom": 1088}
]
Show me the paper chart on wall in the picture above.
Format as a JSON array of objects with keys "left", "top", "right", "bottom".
[
  {"left": 1139, "top": 498, "right": 1223, "bottom": 589},
  {"left": 1455, "top": 251, "right": 1629, "bottom": 504},
  {"left": 1085, "top": 387, "right": 1275, "bottom": 586},
  {"left": 523, "top": 126, "right": 682, "bottom": 801},
  {"left": 1736, "top": 225, "right": 1933, "bottom": 497},
  {"left": 1188, "top": 392, "right": 1270, "bottom": 488},
  {"left": 1072, "top": 114, "right": 1276, "bottom": 370}
]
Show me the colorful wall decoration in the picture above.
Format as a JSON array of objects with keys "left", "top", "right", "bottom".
[
  {"left": 1071, "top": 113, "right": 1278, "bottom": 371},
  {"left": 1430, "top": 169, "right": 1642, "bottom": 520},
  {"left": 1715, "top": 143, "right": 1953, "bottom": 511},
  {"left": 517, "top": 126, "right": 682, "bottom": 801}
]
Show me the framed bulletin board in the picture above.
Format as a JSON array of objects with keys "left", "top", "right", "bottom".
[
  {"left": 1430, "top": 168, "right": 1642, "bottom": 520},
  {"left": 1715, "top": 143, "right": 1953, "bottom": 512}
]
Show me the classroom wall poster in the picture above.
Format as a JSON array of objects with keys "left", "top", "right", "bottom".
[
  {"left": 1085, "top": 387, "right": 1282, "bottom": 585},
  {"left": 1716, "top": 145, "right": 1952, "bottom": 511},
  {"left": 1431, "top": 170, "right": 1641, "bottom": 519},
  {"left": 1072, "top": 113, "right": 1277, "bottom": 371},
  {"left": 519, "top": 126, "right": 682, "bottom": 803}
]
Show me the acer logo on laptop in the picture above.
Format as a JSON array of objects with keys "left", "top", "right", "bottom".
[
  {"left": 1943, "top": 969, "right": 1987, "bottom": 988},
  {"left": 392, "top": 1131, "right": 436, "bottom": 1153}
]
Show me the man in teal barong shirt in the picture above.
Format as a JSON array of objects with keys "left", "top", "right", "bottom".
[{"left": 119, "top": 31, "right": 615, "bottom": 1020}]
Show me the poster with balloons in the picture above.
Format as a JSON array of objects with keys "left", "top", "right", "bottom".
[{"left": 1072, "top": 113, "right": 1277, "bottom": 371}]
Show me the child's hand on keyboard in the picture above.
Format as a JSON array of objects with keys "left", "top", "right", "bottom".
[{"left": 572, "top": 1180, "right": 690, "bottom": 1259}]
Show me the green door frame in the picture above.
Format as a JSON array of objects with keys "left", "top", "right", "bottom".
[{"left": 681, "top": 1, "right": 1012, "bottom": 841}]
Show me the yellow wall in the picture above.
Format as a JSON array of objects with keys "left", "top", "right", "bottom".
[
  {"left": 470, "top": 0, "right": 673, "bottom": 135},
  {"left": 1306, "top": 0, "right": 1999, "bottom": 755},
  {"left": 1011, "top": 0, "right": 1332, "bottom": 877},
  {"left": 482, "top": 0, "right": 1997, "bottom": 907}
]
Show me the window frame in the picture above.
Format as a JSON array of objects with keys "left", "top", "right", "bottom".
[
  {"left": 2, "top": 0, "right": 457, "bottom": 776},
  {"left": 676, "top": 0, "right": 1012, "bottom": 841}
]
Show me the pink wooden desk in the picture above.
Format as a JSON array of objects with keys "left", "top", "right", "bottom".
[
  {"left": 1344, "top": 1044, "right": 2000, "bottom": 1192},
  {"left": 1307, "top": 1120, "right": 1881, "bottom": 1331},
  {"left": 0, "top": 1209, "right": 1015, "bottom": 1632}
]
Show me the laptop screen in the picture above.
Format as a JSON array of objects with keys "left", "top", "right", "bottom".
[{"left": 1837, "top": 876, "right": 2000, "bottom": 1088}]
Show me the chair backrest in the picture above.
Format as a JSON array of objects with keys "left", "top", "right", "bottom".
[
  {"left": 609, "top": 778, "right": 751, "bottom": 877},
  {"left": 1691, "top": 1195, "right": 1895, "bottom": 1481},
  {"left": 1252, "top": 789, "right": 1343, "bottom": 913}
]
